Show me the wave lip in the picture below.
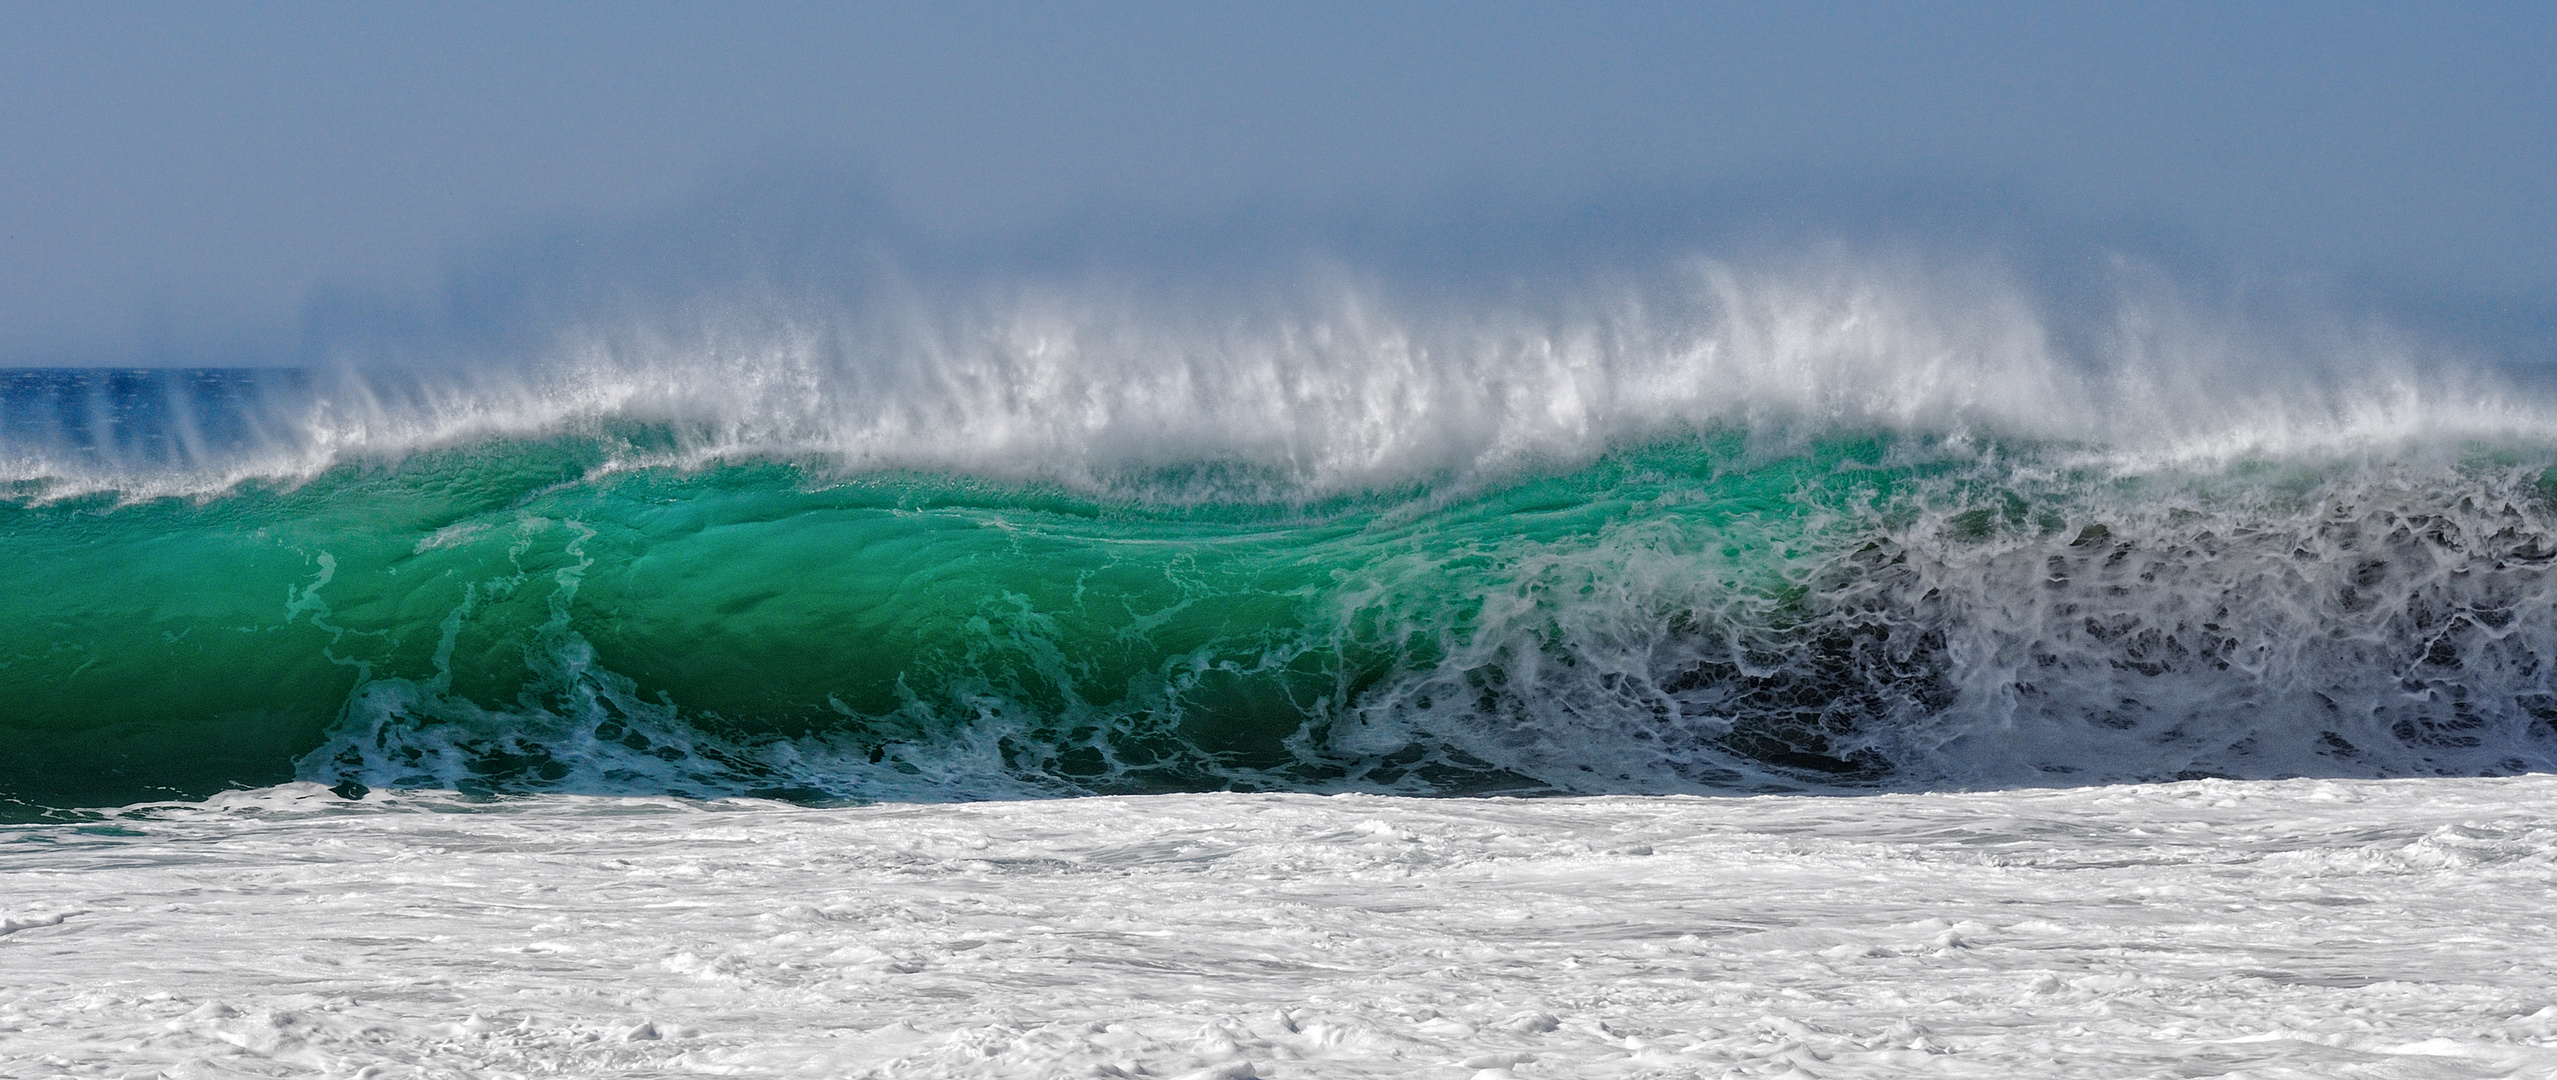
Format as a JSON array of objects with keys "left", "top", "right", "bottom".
[{"left": 6, "top": 254, "right": 2544, "bottom": 502}]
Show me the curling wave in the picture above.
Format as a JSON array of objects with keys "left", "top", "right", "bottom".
[{"left": 3, "top": 254, "right": 2555, "bottom": 811}]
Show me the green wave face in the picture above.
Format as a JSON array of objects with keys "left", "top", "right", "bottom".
[
  {"left": 0, "top": 433, "right": 1863, "bottom": 808},
  {"left": 11, "top": 430, "right": 2557, "bottom": 814}
]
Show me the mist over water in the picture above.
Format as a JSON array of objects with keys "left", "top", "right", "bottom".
[
  {"left": 11, "top": 193, "right": 2547, "bottom": 503},
  {"left": 5, "top": 180, "right": 2557, "bottom": 813}
]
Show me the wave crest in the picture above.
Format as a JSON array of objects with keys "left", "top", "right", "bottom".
[{"left": 6, "top": 251, "right": 2542, "bottom": 502}]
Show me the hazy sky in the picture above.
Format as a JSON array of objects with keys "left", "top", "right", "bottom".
[{"left": 3, "top": 1, "right": 2552, "bottom": 365}]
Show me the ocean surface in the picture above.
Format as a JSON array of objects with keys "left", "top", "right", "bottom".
[{"left": 6, "top": 262, "right": 2557, "bottom": 1075}]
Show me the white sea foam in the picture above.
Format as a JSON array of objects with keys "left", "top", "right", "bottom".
[{"left": 5, "top": 778, "right": 2554, "bottom": 1076}]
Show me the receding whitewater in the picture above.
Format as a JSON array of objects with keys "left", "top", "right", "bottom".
[{"left": 7, "top": 778, "right": 2557, "bottom": 1077}]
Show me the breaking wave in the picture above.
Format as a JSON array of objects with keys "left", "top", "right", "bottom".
[{"left": 4, "top": 251, "right": 2555, "bottom": 811}]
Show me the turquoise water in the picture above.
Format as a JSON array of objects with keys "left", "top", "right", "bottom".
[
  {"left": 0, "top": 432, "right": 1846, "bottom": 805},
  {"left": 9, "top": 422, "right": 2557, "bottom": 814}
]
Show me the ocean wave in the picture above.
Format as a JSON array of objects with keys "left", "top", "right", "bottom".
[
  {"left": 7, "top": 248, "right": 2557, "bottom": 812},
  {"left": 6, "top": 428, "right": 2555, "bottom": 811}
]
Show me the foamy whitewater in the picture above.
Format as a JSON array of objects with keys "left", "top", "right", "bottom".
[
  {"left": 5, "top": 251, "right": 2555, "bottom": 1074},
  {"left": 7, "top": 779, "right": 2557, "bottom": 1077}
]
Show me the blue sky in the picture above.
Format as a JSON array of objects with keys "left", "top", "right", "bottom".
[{"left": 3, "top": 1, "right": 2551, "bottom": 365}]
